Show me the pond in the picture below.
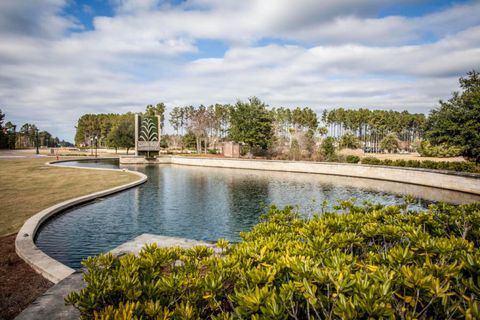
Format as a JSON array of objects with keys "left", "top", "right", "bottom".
[{"left": 36, "top": 159, "right": 479, "bottom": 269}]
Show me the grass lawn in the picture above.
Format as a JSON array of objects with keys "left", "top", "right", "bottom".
[
  {"left": 0, "top": 157, "right": 139, "bottom": 236},
  {"left": 0, "top": 157, "right": 141, "bottom": 319}
]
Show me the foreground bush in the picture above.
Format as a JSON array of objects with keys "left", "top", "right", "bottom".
[
  {"left": 360, "top": 156, "right": 480, "bottom": 173},
  {"left": 416, "top": 141, "right": 463, "bottom": 158},
  {"left": 67, "top": 201, "right": 480, "bottom": 319},
  {"left": 345, "top": 155, "right": 360, "bottom": 164}
]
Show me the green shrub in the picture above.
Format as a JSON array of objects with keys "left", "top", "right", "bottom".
[
  {"left": 360, "top": 156, "right": 382, "bottom": 165},
  {"left": 382, "top": 159, "right": 393, "bottom": 166},
  {"left": 359, "top": 156, "right": 480, "bottom": 173},
  {"left": 319, "top": 137, "right": 336, "bottom": 161},
  {"left": 446, "top": 161, "right": 478, "bottom": 173},
  {"left": 182, "top": 131, "right": 197, "bottom": 149},
  {"left": 380, "top": 133, "right": 400, "bottom": 153},
  {"left": 417, "top": 140, "right": 463, "bottom": 157},
  {"left": 345, "top": 155, "right": 360, "bottom": 163},
  {"left": 240, "top": 145, "right": 249, "bottom": 156},
  {"left": 392, "top": 159, "right": 406, "bottom": 167},
  {"left": 405, "top": 160, "right": 420, "bottom": 168},
  {"left": 67, "top": 202, "right": 480, "bottom": 319}
]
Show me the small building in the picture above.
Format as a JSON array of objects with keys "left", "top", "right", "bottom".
[{"left": 222, "top": 142, "right": 240, "bottom": 158}]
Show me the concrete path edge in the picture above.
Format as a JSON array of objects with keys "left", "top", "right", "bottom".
[
  {"left": 15, "top": 158, "right": 148, "bottom": 284},
  {"left": 14, "top": 233, "right": 221, "bottom": 320}
]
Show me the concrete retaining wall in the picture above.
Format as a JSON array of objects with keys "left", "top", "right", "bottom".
[
  {"left": 15, "top": 160, "right": 148, "bottom": 283},
  {"left": 120, "top": 156, "right": 480, "bottom": 195}
]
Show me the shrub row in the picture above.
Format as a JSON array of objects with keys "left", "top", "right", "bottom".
[
  {"left": 67, "top": 201, "right": 480, "bottom": 319},
  {"left": 359, "top": 156, "right": 480, "bottom": 173}
]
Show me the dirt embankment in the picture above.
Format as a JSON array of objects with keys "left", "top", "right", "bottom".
[{"left": 0, "top": 234, "right": 53, "bottom": 320}]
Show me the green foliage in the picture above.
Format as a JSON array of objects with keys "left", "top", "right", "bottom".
[
  {"left": 424, "top": 70, "right": 480, "bottom": 163},
  {"left": 339, "top": 132, "right": 360, "bottom": 149},
  {"left": 323, "top": 108, "right": 425, "bottom": 148},
  {"left": 289, "top": 139, "right": 301, "bottom": 160},
  {"left": 229, "top": 97, "right": 274, "bottom": 154},
  {"left": 0, "top": 109, "right": 7, "bottom": 149},
  {"left": 144, "top": 103, "right": 166, "bottom": 129},
  {"left": 360, "top": 156, "right": 383, "bottom": 165},
  {"left": 106, "top": 115, "right": 135, "bottom": 154},
  {"left": 417, "top": 140, "right": 463, "bottom": 158},
  {"left": 4, "top": 121, "right": 17, "bottom": 149},
  {"left": 0, "top": 109, "right": 66, "bottom": 149},
  {"left": 67, "top": 202, "right": 480, "bottom": 319},
  {"left": 345, "top": 155, "right": 360, "bottom": 164},
  {"left": 302, "top": 130, "right": 316, "bottom": 155},
  {"left": 291, "top": 107, "right": 318, "bottom": 131},
  {"left": 182, "top": 131, "right": 197, "bottom": 149},
  {"left": 320, "top": 137, "right": 337, "bottom": 161},
  {"left": 272, "top": 107, "right": 318, "bottom": 141},
  {"left": 76, "top": 113, "right": 120, "bottom": 147},
  {"left": 380, "top": 133, "right": 400, "bottom": 153},
  {"left": 75, "top": 103, "right": 164, "bottom": 148},
  {"left": 360, "top": 156, "right": 480, "bottom": 173},
  {"left": 160, "top": 135, "right": 169, "bottom": 149},
  {"left": 318, "top": 127, "right": 328, "bottom": 136},
  {"left": 170, "top": 104, "right": 230, "bottom": 153}
]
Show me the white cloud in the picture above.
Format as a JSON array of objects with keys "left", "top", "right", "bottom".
[
  {"left": 0, "top": 0, "right": 78, "bottom": 39},
  {"left": 0, "top": 0, "right": 479, "bottom": 141},
  {"left": 96, "top": 0, "right": 480, "bottom": 46}
]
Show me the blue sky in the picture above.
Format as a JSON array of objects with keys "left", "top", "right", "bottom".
[
  {"left": 0, "top": 0, "right": 479, "bottom": 141},
  {"left": 378, "top": 0, "right": 469, "bottom": 17}
]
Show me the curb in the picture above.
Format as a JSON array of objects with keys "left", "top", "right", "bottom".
[{"left": 15, "top": 159, "right": 148, "bottom": 283}]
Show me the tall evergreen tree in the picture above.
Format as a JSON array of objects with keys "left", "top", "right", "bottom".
[
  {"left": 229, "top": 97, "right": 274, "bottom": 154},
  {"left": 424, "top": 70, "right": 480, "bottom": 163}
]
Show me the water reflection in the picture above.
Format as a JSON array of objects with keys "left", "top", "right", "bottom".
[{"left": 224, "top": 173, "right": 270, "bottom": 237}]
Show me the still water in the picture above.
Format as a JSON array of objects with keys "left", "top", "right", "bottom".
[{"left": 36, "top": 159, "right": 478, "bottom": 269}]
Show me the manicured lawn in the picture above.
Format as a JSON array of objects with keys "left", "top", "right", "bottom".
[
  {"left": 0, "top": 157, "right": 139, "bottom": 236},
  {"left": 0, "top": 157, "right": 140, "bottom": 320}
]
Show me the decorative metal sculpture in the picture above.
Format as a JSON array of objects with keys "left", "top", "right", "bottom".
[
  {"left": 139, "top": 117, "right": 158, "bottom": 142},
  {"left": 135, "top": 114, "right": 161, "bottom": 154}
]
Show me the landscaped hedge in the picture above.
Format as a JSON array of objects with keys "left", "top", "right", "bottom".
[
  {"left": 345, "top": 155, "right": 360, "bottom": 164},
  {"left": 360, "top": 156, "right": 480, "bottom": 173},
  {"left": 66, "top": 201, "right": 480, "bottom": 319}
]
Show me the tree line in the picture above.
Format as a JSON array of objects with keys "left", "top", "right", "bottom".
[
  {"left": 73, "top": 99, "right": 426, "bottom": 156},
  {"left": 0, "top": 110, "right": 72, "bottom": 149},
  {"left": 321, "top": 108, "right": 425, "bottom": 152},
  {"left": 72, "top": 70, "right": 479, "bottom": 162},
  {"left": 74, "top": 104, "right": 166, "bottom": 154}
]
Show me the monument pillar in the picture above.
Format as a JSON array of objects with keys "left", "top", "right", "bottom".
[
  {"left": 135, "top": 114, "right": 139, "bottom": 156},
  {"left": 134, "top": 114, "right": 161, "bottom": 157}
]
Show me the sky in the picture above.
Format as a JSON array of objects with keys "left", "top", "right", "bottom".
[{"left": 0, "top": 0, "right": 479, "bottom": 142}]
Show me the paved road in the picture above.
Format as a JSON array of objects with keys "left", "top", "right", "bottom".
[{"left": 0, "top": 149, "right": 51, "bottom": 159}]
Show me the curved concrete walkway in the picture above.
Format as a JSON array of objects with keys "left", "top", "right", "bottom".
[{"left": 15, "top": 159, "right": 148, "bottom": 284}]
